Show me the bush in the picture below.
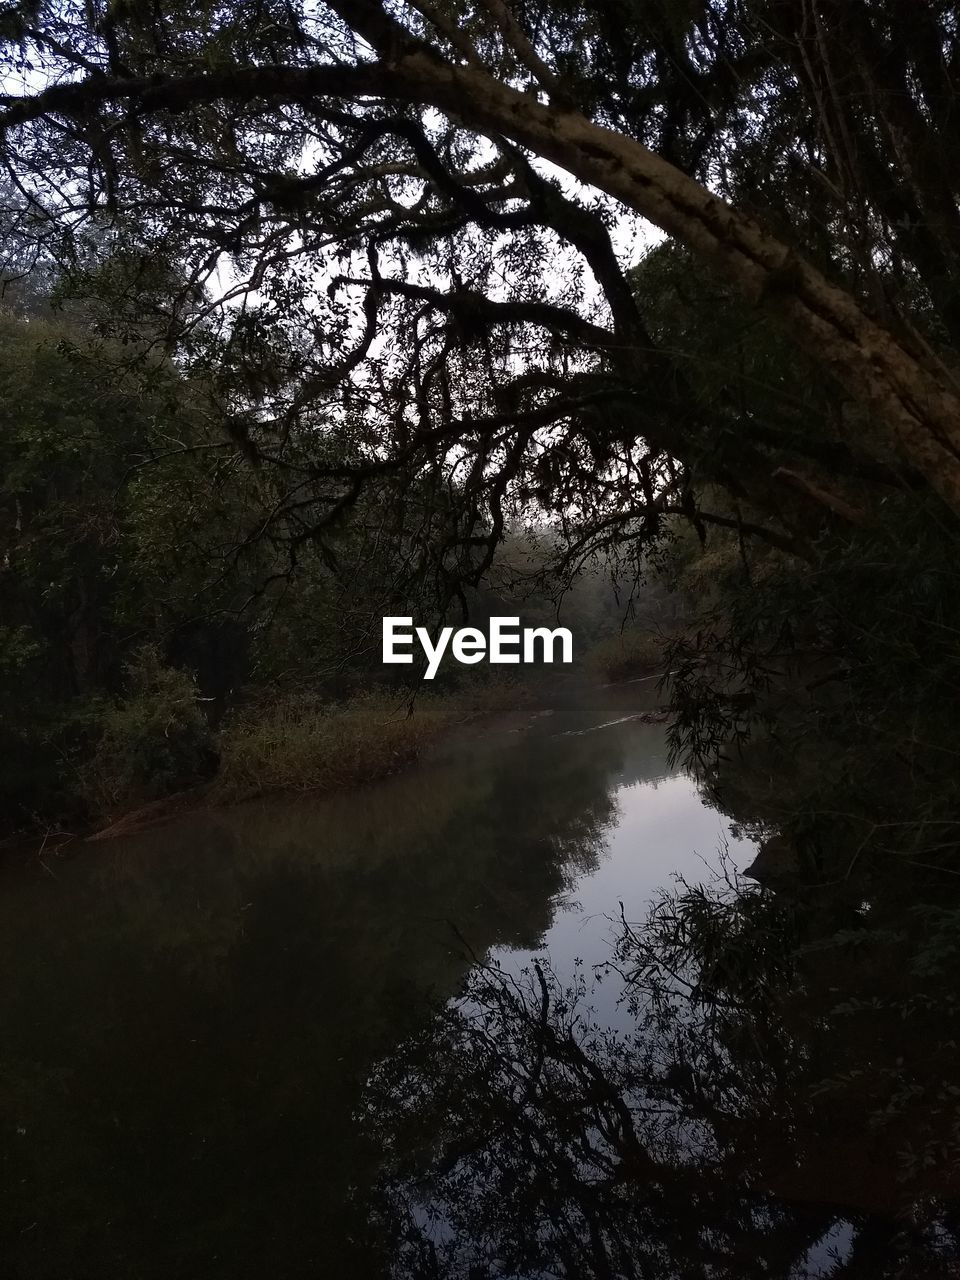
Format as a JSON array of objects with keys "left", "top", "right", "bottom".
[
  {"left": 585, "top": 628, "right": 671, "bottom": 683},
  {"left": 79, "top": 647, "right": 217, "bottom": 819},
  {"left": 212, "top": 683, "right": 517, "bottom": 803}
]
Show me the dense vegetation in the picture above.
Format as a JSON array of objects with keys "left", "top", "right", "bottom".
[
  {"left": 2, "top": 0, "right": 960, "bottom": 1271},
  {"left": 0, "top": 288, "right": 657, "bottom": 833}
]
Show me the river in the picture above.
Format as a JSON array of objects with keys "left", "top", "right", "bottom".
[{"left": 0, "top": 682, "right": 951, "bottom": 1277}]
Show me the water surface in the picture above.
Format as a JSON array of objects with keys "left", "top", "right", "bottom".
[{"left": 1, "top": 683, "right": 947, "bottom": 1277}]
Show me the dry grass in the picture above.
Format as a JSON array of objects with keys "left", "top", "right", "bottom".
[
  {"left": 585, "top": 628, "right": 671, "bottom": 683},
  {"left": 211, "top": 683, "right": 519, "bottom": 804}
]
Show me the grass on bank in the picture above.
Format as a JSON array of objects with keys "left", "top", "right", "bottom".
[
  {"left": 585, "top": 627, "right": 673, "bottom": 683},
  {"left": 75, "top": 645, "right": 521, "bottom": 832},
  {"left": 209, "top": 683, "right": 519, "bottom": 805}
]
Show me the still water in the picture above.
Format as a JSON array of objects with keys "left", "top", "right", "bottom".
[{"left": 0, "top": 685, "right": 949, "bottom": 1277}]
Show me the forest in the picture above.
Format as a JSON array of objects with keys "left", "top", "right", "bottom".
[
  {"left": 0, "top": 254, "right": 673, "bottom": 831},
  {"left": 1, "top": 1, "right": 960, "bottom": 1277}
]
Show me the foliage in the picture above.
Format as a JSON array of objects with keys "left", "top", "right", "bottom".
[
  {"left": 78, "top": 647, "right": 217, "bottom": 820},
  {"left": 0, "top": 3, "right": 959, "bottom": 1271},
  {"left": 584, "top": 626, "right": 672, "bottom": 683},
  {"left": 4, "top": 0, "right": 959, "bottom": 831},
  {"left": 664, "top": 491, "right": 960, "bottom": 874},
  {"left": 212, "top": 682, "right": 518, "bottom": 803},
  {"left": 0, "top": 298, "right": 529, "bottom": 832},
  {"left": 3, "top": 0, "right": 960, "bottom": 579}
]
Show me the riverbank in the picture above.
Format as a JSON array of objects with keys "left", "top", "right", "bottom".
[
  {"left": 583, "top": 626, "right": 680, "bottom": 684},
  {"left": 80, "top": 681, "right": 525, "bottom": 843},
  {"left": 210, "top": 683, "right": 523, "bottom": 804},
  {"left": 6, "top": 669, "right": 668, "bottom": 851}
]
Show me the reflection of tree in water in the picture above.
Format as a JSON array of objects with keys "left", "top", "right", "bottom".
[
  {"left": 364, "top": 862, "right": 960, "bottom": 1279},
  {"left": 0, "top": 714, "right": 627, "bottom": 1277}
]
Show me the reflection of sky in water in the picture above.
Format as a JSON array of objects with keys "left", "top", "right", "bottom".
[
  {"left": 492, "top": 764, "right": 757, "bottom": 1029},
  {"left": 449, "top": 724, "right": 860, "bottom": 1277},
  {"left": 0, "top": 685, "right": 883, "bottom": 1276}
]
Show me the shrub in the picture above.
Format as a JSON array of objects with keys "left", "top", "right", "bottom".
[
  {"left": 212, "top": 683, "right": 517, "bottom": 803},
  {"left": 79, "top": 647, "right": 217, "bottom": 819},
  {"left": 585, "top": 628, "right": 671, "bottom": 683}
]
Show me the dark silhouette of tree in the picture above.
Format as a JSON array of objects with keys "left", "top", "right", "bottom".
[
  {"left": 2, "top": 0, "right": 960, "bottom": 572},
  {"left": 364, "top": 866, "right": 960, "bottom": 1278}
]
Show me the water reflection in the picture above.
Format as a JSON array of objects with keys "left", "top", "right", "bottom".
[
  {"left": 365, "top": 844, "right": 960, "bottom": 1278},
  {"left": 1, "top": 683, "right": 952, "bottom": 1278},
  {"left": 0, "top": 685, "right": 679, "bottom": 1277},
  {"left": 491, "top": 771, "right": 757, "bottom": 1031}
]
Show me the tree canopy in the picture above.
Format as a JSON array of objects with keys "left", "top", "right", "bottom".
[
  {"left": 3, "top": 2, "right": 960, "bottom": 864},
  {"left": 4, "top": 5, "right": 960, "bottom": 1266},
  {"left": 2, "top": 0, "right": 959, "bottom": 573}
]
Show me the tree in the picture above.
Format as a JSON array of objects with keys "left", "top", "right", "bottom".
[
  {"left": 5, "top": 1, "right": 960, "bottom": 863},
  {"left": 0, "top": 284, "right": 500, "bottom": 831},
  {"left": 1, "top": 0, "right": 959, "bottom": 571},
  {"left": 364, "top": 881, "right": 960, "bottom": 1279}
]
